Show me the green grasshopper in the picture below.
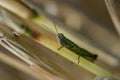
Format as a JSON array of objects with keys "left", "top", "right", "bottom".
[{"left": 54, "top": 23, "right": 98, "bottom": 64}]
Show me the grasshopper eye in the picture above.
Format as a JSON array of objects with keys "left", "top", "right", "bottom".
[{"left": 58, "top": 33, "right": 64, "bottom": 37}]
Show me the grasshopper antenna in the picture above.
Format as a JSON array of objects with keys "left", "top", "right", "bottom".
[{"left": 53, "top": 22, "right": 59, "bottom": 35}]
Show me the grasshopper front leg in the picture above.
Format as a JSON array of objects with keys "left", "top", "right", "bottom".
[
  {"left": 78, "top": 55, "right": 80, "bottom": 64},
  {"left": 57, "top": 38, "right": 64, "bottom": 50},
  {"left": 58, "top": 46, "right": 64, "bottom": 50}
]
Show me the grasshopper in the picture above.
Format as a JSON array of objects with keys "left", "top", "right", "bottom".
[{"left": 54, "top": 23, "right": 98, "bottom": 64}]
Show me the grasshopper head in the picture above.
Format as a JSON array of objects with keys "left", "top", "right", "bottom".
[
  {"left": 58, "top": 33, "right": 64, "bottom": 38},
  {"left": 57, "top": 33, "right": 65, "bottom": 46}
]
